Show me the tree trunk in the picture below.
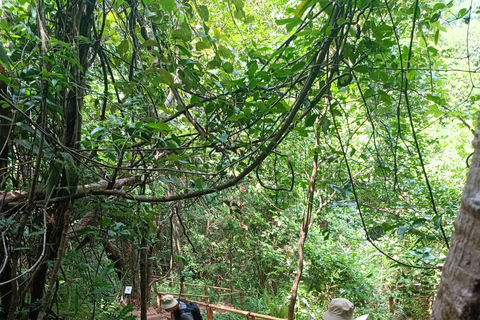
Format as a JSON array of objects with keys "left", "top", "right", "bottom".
[
  {"left": 146, "top": 248, "right": 153, "bottom": 305},
  {"left": 140, "top": 237, "right": 148, "bottom": 320},
  {"left": 287, "top": 121, "right": 320, "bottom": 320},
  {"left": 28, "top": 1, "right": 95, "bottom": 318},
  {"left": 0, "top": 64, "right": 12, "bottom": 320},
  {"left": 171, "top": 212, "right": 183, "bottom": 274},
  {"left": 0, "top": 263, "right": 12, "bottom": 320},
  {"left": 104, "top": 240, "right": 124, "bottom": 280},
  {"left": 168, "top": 184, "right": 183, "bottom": 275},
  {"left": 122, "top": 238, "right": 140, "bottom": 300},
  {"left": 0, "top": 64, "right": 10, "bottom": 190},
  {"left": 431, "top": 115, "right": 480, "bottom": 319},
  {"left": 0, "top": 65, "right": 13, "bottom": 320},
  {"left": 37, "top": 210, "right": 72, "bottom": 320}
]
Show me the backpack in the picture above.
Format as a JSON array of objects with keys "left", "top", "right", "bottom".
[{"left": 175, "top": 298, "right": 203, "bottom": 320}]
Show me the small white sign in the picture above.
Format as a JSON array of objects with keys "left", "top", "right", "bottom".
[{"left": 124, "top": 286, "right": 133, "bottom": 295}]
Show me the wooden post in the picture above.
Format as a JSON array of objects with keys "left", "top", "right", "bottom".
[
  {"left": 157, "top": 293, "right": 162, "bottom": 314},
  {"left": 247, "top": 313, "right": 256, "bottom": 320},
  {"left": 204, "top": 286, "right": 209, "bottom": 303},
  {"left": 207, "top": 306, "right": 214, "bottom": 320}
]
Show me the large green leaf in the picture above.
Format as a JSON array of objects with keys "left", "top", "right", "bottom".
[
  {"left": 45, "top": 161, "right": 62, "bottom": 201},
  {"left": 160, "top": 0, "right": 175, "bottom": 12},
  {"left": 197, "top": 5, "right": 209, "bottom": 21},
  {"left": 293, "top": 0, "right": 314, "bottom": 18},
  {"left": 154, "top": 69, "right": 174, "bottom": 87},
  {"left": 146, "top": 123, "right": 172, "bottom": 132}
]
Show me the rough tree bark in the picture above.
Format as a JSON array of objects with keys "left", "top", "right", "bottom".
[
  {"left": 122, "top": 239, "right": 140, "bottom": 300},
  {"left": 431, "top": 115, "right": 480, "bottom": 319}
]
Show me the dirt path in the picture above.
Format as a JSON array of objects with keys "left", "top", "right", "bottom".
[{"left": 134, "top": 307, "right": 168, "bottom": 320}]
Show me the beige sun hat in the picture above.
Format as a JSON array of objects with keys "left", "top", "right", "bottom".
[
  {"left": 161, "top": 294, "right": 178, "bottom": 310},
  {"left": 322, "top": 298, "right": 355, "bottom": 320}
]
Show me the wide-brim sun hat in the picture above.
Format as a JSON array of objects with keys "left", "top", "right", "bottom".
[
  {"left": 161, "top": 294, "right": 178, "bottom": 310},
  {"left": 322, "top": 298, "right": 355, "bottom": 320}
]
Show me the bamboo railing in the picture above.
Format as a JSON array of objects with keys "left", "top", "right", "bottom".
[
  {"left": 155, "top": 293, "right": 286, "bottom": 320},
  {"left": 195, "top": 300, "right": 285, "bottom": 320},
  {"left": 153, "top": 278, "right": 286, "bottom": 320}
]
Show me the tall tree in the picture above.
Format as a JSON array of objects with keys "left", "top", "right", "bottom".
[{"left": 430, "top": 115, "right": 480, "bottom": 318}]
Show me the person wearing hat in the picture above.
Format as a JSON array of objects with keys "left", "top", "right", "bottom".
[
  {"left": 323, "top": 298, "right": 355, "bottom": 320},
  {"left": 161, "top": 294, "right": 199, "bottom": 320}
]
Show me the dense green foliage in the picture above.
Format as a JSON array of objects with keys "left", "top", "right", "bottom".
[{"left": 0, "top": 0, "right": 479, "bottom": 319}]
